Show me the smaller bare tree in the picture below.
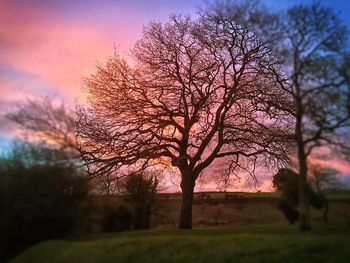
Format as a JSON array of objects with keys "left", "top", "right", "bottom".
[
  {"left": 122, "top": 173, "right": 159, "bottom": 229},
  {"left": 5, "top": 96, "right": 124, "bottom": 194},
  {"left": 5, "top": 96, "right": 78, "bottom": 158}
]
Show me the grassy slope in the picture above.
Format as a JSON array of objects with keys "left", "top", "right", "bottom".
[{"left": 11, "top": 223, "right": 350, "bottom": 263}]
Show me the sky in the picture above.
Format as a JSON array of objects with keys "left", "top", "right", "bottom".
[{"left": 0, "top": 0, "right": 350, "bottom": 191}]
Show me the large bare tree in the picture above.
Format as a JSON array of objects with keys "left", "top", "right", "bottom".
[
  {"left": 76, "top": 14, "right": 294, "bottom": 229},
  {"left": 211, "top": 1, "right": 350, "bottom": 231}
]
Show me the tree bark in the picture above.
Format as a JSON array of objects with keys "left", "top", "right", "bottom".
[{"left": 179, "top": 171, "right": 196, "bottom": 229}]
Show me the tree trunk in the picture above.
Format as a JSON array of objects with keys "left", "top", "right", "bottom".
[
  {"left": 179, "top": 172, "right": 195, "bottom": 229},
  {"left": 295, "top": 90, "right": 311, "bottom": 231},
  {"left": 298, "top": 151, "right": 311, "bottom": 231}
]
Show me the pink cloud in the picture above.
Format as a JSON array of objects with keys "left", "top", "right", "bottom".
[
  {"left": 0, "top": 0, "right": 139, "bottom": 105},
  {"left": 311, "top": 158, "right": 350, "bottom": 176}
]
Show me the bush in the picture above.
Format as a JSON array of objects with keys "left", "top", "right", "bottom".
[
  {"left": 0, "top": 143, "right": 91, "bottom": 261},
  {"left": 123, "top": 173, "right": 159, "bottom": 229},
  {"left": 273, "top": 168, "right": 324, "bottom": 224},
  {"left": 277, "top": 202, "right": 299, "bottom": 224}
]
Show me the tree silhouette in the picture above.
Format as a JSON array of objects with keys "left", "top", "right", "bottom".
[
  {"left": 284, "top": 3, "right": 350, "bottom": 231},
  {"left": 211, "top": 0, "right": 350, "bottom": 231},
  {"left": 123, "top": 173, "right": 158, "bottom": 229},
  {"left": 77, "top": 14, "right": 294, "bottom": 229},
  {"left": 6, "top": 96, "right": 78, "bottom": 159},
  {"left": 5, "top": 96, "right": 121, "bottom": 194}
]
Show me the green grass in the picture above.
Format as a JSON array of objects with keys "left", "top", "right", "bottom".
[
  {"left": 10, "top": 191, "right": 350, "bottom": 262},
  {"left": 11, "top": 223, "right": 350, "bottom": 263}
]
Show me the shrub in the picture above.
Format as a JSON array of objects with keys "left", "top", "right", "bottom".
[
  {"left": 273, "top": 168, "right": 324, "bottom": 224},
  {"left": 123, "top": 173, "right": 159, "bottom": 229},
  {"left": 0, "top": 143, "right": 91, "bottom": 261}
]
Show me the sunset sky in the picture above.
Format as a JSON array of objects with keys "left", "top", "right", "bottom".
[{"left": 1, "top": 0, "right": 349, "bottom": 190}]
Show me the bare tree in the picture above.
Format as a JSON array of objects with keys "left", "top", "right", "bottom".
[
  {"left": 208, "top": 0, "right": 284, "bottom": 51},
  {"left": 5, "top": 96, "right": 125, "bottom": 195},
  {"left": 5, "top": 96, "right": 78, "bottom": 159},
  {"left": 122, "top": 173, "right": 159, "bottom": 229},
  {"left": 211, "top": 0, "right": 350, "bottom": 231},
  {"left": 76, "top": 14, "right": 294, "bottom": 229},
  {"left": 284, "top": 3, "right": 350, "bottom": 231}
]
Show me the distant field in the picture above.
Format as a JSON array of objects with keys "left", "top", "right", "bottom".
[
  {"left": 158, "top": 190, "right": 350, "bottom": 200},
  {"left": 152, "top": 191, "right": 350, "bottom": 228},
  {"left": 93, "top": 191, "right": 350, "bottom": 229},
  {"left": 157, "top": 191, "right": 282, "bottom": 200},
  {"left": 11, "top": 223, "right": 350, "bottom": 263}
]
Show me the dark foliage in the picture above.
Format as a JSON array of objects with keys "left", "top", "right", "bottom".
[
  {"left": 0, "top": 143, "right": 91, "bottom": 262},
  {"left": 277, "top": 202, "right": 299, "bottom": 224},
  {"left": 123, "top": 173, "right": 158, "bottom": 229},
  {"left": 273, "top": 168, "right": 324, "bottom": 224}
]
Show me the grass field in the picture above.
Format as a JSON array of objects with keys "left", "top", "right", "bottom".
[{"left": 10, "top": 223, "right": 350, "bottom": 263}]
